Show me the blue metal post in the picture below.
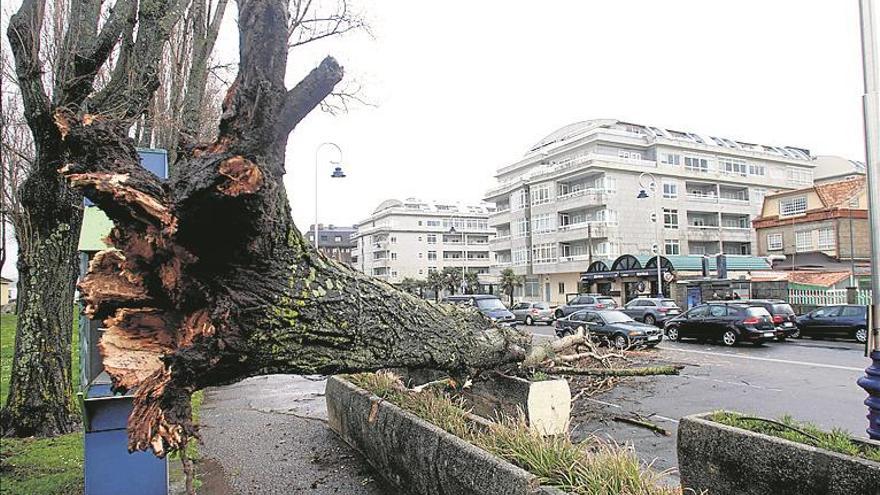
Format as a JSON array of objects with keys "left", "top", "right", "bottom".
[{"left": 858, "top": 351, "right": 880, "bottom": 439}]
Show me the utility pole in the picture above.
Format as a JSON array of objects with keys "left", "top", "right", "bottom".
[{"left": 856, "top": 0, "right": 880, "bottom": 440}]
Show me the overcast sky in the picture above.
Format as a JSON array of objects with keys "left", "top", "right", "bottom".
[{"left": 0, "top": 1, "right": 876, "bottom": 279}]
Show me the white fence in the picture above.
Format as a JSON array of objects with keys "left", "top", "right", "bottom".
[{"left": 788, "top": 288, "right": 872, "bottom": 306}]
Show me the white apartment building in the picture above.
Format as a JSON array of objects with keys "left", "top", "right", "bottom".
[
  {"left": 352, "top": 198, "right": 495, "bottom": 284},
  {"left": 485, "top": 119, "right": 820, "bottom": 303}
]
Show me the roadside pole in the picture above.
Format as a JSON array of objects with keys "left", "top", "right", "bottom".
[{"left": 856, "top": 0, "right": 880, "bottom": 440}]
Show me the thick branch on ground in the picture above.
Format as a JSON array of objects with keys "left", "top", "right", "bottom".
[{"left": 547, "top": 365, "right": 683, "bottom": 377}]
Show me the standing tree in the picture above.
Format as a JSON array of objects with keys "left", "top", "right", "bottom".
[
  {"left": 1, "top": 0, "right": 188, "bottom": 437},
  {"left": 442, "top": 266, "right": 463, "bottom": 296},
  {"left": 463, "top": 271, "right": 479, "bottom": 295},
  {"left": 499, "top": 268, "right": 524, "bottom": 307},
  {"left": 426, "top": 270, "right": 445, "bottom": 302},
  {"left": 60, "top": 0, "right": 567, "bottom": 460}
]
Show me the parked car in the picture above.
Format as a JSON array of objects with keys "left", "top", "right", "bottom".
[
  {"left": 554, "top": 294, "right": 618, "bottom": 318},
  {"left": 738, "top": 299, "right": 797, "bottom": 341},
  {"left": 795, "top": 305, "right": 868, "bottom": 343},
  {"left": 555, "top": 309, "right": 663, "bottom": 349},
  {"left": 442, "top": 295, "right": 517, "bottom": 325},
  {"left": 621, "top": 297, "right": 681, "bottom": 326},
  {"left": 510, "top": 301, "right": 554, "bottom": 325},
  {"left": 663, "top": 303, "right": 777, "bottom": 346}
]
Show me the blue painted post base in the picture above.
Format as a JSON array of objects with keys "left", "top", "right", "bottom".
[{"left": 857, "top": 350, "right": 880, "bottom": 440}]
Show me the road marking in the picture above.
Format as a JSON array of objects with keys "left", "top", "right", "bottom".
[
  {"left": 664, "top": 347, "right": 864, "bottom": 372},
  {"left": 685, "top": 374, "right": 782, "bottom": 392},
  {"left": 583, "top": 398, "right": 680, "bottom": 424}
]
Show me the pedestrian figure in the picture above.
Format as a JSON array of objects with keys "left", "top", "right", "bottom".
[{"left": 732, "top": 292, "right": 741, "bottom": 300}]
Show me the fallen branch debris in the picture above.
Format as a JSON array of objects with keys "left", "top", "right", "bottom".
[{"left": 548, "top": 365, "right": 683, "bottom": 377}]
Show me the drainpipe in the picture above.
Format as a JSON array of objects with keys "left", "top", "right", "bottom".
[{"left": 855, "top": 0, "right": 880, "bottom": 440}]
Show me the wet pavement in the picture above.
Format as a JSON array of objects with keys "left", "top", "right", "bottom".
[
  {"left": 197, "top": 374, "right": 397, "bottom": 494},
  {"left": 522, "top": 323, "right": 871, "bottom": 482}
]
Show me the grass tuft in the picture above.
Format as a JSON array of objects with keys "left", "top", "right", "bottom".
[{"left": 710, "top": 411, "right": 880, "bottom": 463}]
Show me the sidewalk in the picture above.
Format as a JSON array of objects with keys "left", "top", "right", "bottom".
[{"left": 197, "top": 374, "right": 395, "bottom": 494}]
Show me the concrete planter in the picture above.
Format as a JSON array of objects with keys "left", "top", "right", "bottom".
[
  {"left": 678, "top": 412, "right": 880, "bottom": 495},
  {"left": 326, "top": 376, "right": 566, "bottom": 495}
]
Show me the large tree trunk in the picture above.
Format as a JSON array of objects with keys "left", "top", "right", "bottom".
[
  {"left": 59, "top": 0, "right": 532, "bottom": 456},
  {"left": 0, "top": 147, "right": 82, "bottom": 436},
  {"left": 2, "top": 0, "right": 187, "bottom": 437}
]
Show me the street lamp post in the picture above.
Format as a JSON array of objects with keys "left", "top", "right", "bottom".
[
  {"left": 314, "top": 142, "right": 346, "bottom": 251},
  {"left": 856, "top": 0, "right": 880, "bottom": 440},
  {"left": 637, "top": 172, "right": 664, "bottom": 298}
]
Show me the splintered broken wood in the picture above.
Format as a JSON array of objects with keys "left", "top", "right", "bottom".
[{"left": 463, "top": 373, "right": 571, "bottom": 436}]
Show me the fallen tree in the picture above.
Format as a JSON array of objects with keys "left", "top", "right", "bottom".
[{"left": 61, "top": 0, "right": 550, "bottom": 457}]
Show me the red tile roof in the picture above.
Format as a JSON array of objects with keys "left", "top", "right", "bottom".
[
  {"left": 814, "top": 177, "right": 864, "bottom": 208},
  {"left": 750, "top": 271, "right": 852, "bottom": 287}
]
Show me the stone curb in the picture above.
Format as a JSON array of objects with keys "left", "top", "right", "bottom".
[
  {"left": 325, "top": 375, "right": 568, "bottom": 495},
  {"left": 677, "top": 412, "right": 880, "bottom": 495}
]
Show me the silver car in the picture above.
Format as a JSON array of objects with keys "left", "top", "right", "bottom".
[{"left": 511, "top": 301, "right": 554, "bottom": 326}]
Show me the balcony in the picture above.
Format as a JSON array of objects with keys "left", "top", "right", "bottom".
[
  {"left": 687, "top": 225, "right": 720, "bottom": 241},
  {"left": 555, "top": 188, "right": 609, "bottom": 212},
  {"left": 720, "top": 228, "right": 752, "bottom": 243},
  {"left": 488, "top": 210, "right": 511, "bottom": 228},
  {"left": 556, "top": 222, "right": 615, "bottom": 243},
  {"left": 686, "top": 193, "right": 719, "bottom": 204}
]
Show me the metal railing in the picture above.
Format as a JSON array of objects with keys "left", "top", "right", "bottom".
[{"left": 788, "top": 288, "right": 873, "bottom": 306}]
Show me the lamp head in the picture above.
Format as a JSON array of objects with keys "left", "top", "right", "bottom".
[
  {"left": 637, "top": 189, "right": 649, "bottom": 199},
  {"left": 331, "top": 166, "right": 346, "bottom": 178}
]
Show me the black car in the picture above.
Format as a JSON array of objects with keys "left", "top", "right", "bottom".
[
  {"left": 554, "top": 294, "right": 618, "bottom": 319},
  {"left": 739, "top": 299, "right": 797, "bottom": 341},
  {"left": 663, "top": 303, "right": 777, "bottom": 346},
  {"left": 795, "top": 305, "right": 868, "bottom": 343},
  {"left": 555, "top": 310, "right": 663, "bottom": 349},
  {"left": 442, "top": 295, "right": 517, "bottom": 325}
]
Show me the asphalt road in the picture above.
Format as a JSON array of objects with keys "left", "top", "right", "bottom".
[{"left": 521, "top": 323, "right": 872, "bottom": 480}]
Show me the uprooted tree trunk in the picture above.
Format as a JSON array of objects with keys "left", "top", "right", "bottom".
[{"left": 60, "top": 0, "right": 544, "bottom": 457}]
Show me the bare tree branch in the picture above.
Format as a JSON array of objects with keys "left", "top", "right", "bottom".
[{"left": 276, "top": 56, "right": 344, "bottom": 138}]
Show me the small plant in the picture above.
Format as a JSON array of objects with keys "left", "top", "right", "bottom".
[
  {"left": 710, "top": 411, "right": 880, "bottom": 463},
  {"left": 530, "top": 370, "right": 551, "bottom": 382}
]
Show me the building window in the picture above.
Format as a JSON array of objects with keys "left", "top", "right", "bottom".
[
  {"left": 721, "top": 159, "right": 747, "bottom": 176},
  {"left": 418, "top": 269, "right": 423, "bottom": 275},
  {"left": 779, "top": 196, "right": 807, "bottom": 217},
  {"left": 427, "top": 234, "right": 437, "bottom": 244},
  {"left": 514, "top": 217, "right": 530, "bottom": 238},
  {"left": 524, "top": 277, "right": 540, "bottom": 298},
  {"left": 618, "top": 149, "right": 643, "bottom": 160},
  {"left": 530, "top": 184, "right": 551, "bottom": 206},
  {"left": 767, "top": 233, "right": 783, "bottom": 251},
  {"left": 426, "top": 220, "right": 441, "bottom": 227},
  {"left": 511, "top": 188, "right": 529, "bottom": 211},
  {"left": 390, "top": 236, "right": 397, "bottom": 243},
  {"left": 428, "top": 266, "right": 437, "bottom": 272},
  {"left": 818, "top": 227, "right": 835, "bottom": 250},
  {"left": 663, "top": 208, "right": 679, "bottom": 229},
  {"left": 531, "top": 213, "right": 554, "bottom": 234},
  {"left": 664, "top": 239, "right": 680, "bottom": 255},
  {"left": 749, "top": 164, "right": 766, "bottom": 176},
  {"left": 787, "top": 167, "right": 812, "bottom": 185},
  {"left": 795, "top": 230, "right": 812, "bottom": 252},
  {"left": 418, "top": 252, "right": 423, "bottom": 258},
  {"left": 428, "top": 251, "right": 437, "bottom": 261},
  {"left": 512, "top": 248, "right": 529, "bottom": 265},
  {"left": 660, "top": 153, "right": 681, "bottom": 166},
  {"left": 662, "top": 182, "right": 678, "bottom": 199},
  {"left": 391, "top": 252, "right": 397, "bottom": 260},
  {"left": 558, "top": 282, "right": 565, "bottom": 294},
  {"left": 418, "top": 220, "right": 423, "bottom": 226},
  {"left": 684, "top": 156, "right": 709, "bottom": 172},
  {"left": 531, "top": 242, "right": 557, "bottom": 264}
]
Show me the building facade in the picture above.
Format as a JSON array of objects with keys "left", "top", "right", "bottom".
[
  {"left": 485, "top": 119, "right": 820, "bottom": 305},
  {"left": 352, "top": 198, "right": 495, "bottom": 284},
  {"left": 753, "top": 177, "right": 869, "bottom": 266},
  {"left": 306, "top": 224, "right": 357, "bottom": 264}
]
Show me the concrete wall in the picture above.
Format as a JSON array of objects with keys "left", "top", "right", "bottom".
[
  {"left": 678, "top": 413, "right": 880, "bottom": 495},
  {"left": 326, "top": 376, "right": 565, "bottom": 495}
]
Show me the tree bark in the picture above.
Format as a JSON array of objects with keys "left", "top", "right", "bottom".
[
  {"left": 2, "top": 0, "right": 187, "bottom": 437},
  {"left": 59, "top": 0, "right": 534, "bottom": 456}
]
